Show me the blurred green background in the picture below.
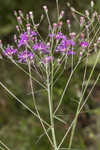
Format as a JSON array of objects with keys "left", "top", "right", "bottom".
[{"left": 1, "top": 0, "right": 100, "bottom": 150}]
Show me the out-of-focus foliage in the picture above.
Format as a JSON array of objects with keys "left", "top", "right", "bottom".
[
  {"left": 0, "top": 0, "right": 100, "bottom": 150},
  {"left": 0, "top": 0, "right": 97, "bottom": 38}
]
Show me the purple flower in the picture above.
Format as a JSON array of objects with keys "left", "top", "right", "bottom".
[
  {"left": 18, "top": 32, "right": 28, "bottom": 47},
  {"left": 18, "top": 30, "right": 37, "bottom": 48},
  {"left": 56, "top": 39, "right": 75, "bottom": 53},
  {"left": 49, "top": 32, "right": 66, "bottom": 40},
  {"left": 65, "top": 40, "right": 75, "bottom": 46},
  {"left": 80, "top": 41, "right": 89, "bottom": 48},
  {"left": 55, "top": 32, "right": 66, "bottom": 40},
  {"left": 41, "top": 56, "right": 54, "bottom": 64},
  {"left": 18, "top": 50, "right": 34, "bottom": 62},
  {"left": 66, "top": 50, "right": 76, "bottom": 55},
  {"left": 56, "top": 44, "right": 67, "bottom": 52},
  {"left": 49, "top": 33, "right": 56, "bottom": 38},
  {"left": 4, "top": 47, "right": 17, "bottom": 56},
  {"left": 30, "top": 31, "right": 37, "bottom": 37},
  {"left": 33, "top": 42, "right": 49, "bottom": 54}
]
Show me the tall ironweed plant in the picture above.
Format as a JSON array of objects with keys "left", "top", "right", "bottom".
[{"left": 0, "top": 0, "right": 100, "bottom": 149}]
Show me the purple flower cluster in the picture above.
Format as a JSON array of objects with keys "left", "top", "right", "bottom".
[
  {"left": 56, "top": 38, "right": 75, "bottom": 54},
  {"left": 18, "top": 30, "right": 37, "bottom": 47},
  {"left": 3, "top": 34, "right": 89, "bottom": 63},
  {"left": 42, "top": 56, "right": 54, "bottom": 64},
  {"left": 67, "top": 50, "right": 76, "bottom": 55},
  {"left": 33, "top": 42, "right": 49, "bottom": 54},
  {"left": 2, "top": 9, "right": 91, "bottom": 65},
  {"left": 49, "top": 32, "right": 66, "bottom": 40},
  {"left": 80, "top": 41, "right": 89, "bottom": 48},
  {"left": 4, "top": 47, "right": 17, "bottom": 56},
  {"left": 18, "top": 50, "right": 34, "bottom": 62}
]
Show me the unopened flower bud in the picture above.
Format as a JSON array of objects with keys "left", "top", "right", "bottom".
[
  {"left": 14, "top": 34, "right": 17, "bottom": 42},
  {"left": 47, "top": 42, "right": 50, "bottom": 47},
  {"left": 85, "top": 25, "right": 89, "bottom": 31},
  {"left": 29, "top": 11, "right": 33, "bottom": 19},
  {"left": 66, "top": 19, "right": 70, "bottom": 24},
  {"left": 0, "top": 40, "right": 2, "bottom": 48},
  {"left": 17, "top": 16, "right": 22, "bottom": 24},
  {"left": 53, "top": 23, "right": 58, "bottom": 29},
  {"left": 26, "top": 14, "right": 29, "bottom": 23},
  {"left": 92, "top": 11, "right": 97, "bottom": 18},
  {"left": 80, "top": 33, "right": 84, "bottom": 39},
  {"left": 80, "top": 16, "right": 85, "bottom": 26},
  {"left": 80, "top": 51, "right": 83, "bottom": 56},
  {"left": 91, "top": 1, "right": 94, "bottom": 7},
  {"left": 94, "top": 43, "right": 97, "bottom": 49},
  {"left": 18, "top": 10, "right": 23, "bottom": 17},
  {"left": 26, "top": 24, "right": 30, "bottom": 27},
  {"left": 98, "top": 37, "right": 100, "bottom": 42},
  {"left": 57, "top": 58, "right": 61, "bottom": 64},
  {"left": 66, "top": 19, "right": 71, "bottom": 28},
  {"left": 14, "top": 10, "right": 17, "bottom": 17},
  {"left": 85, "top": 10, "right": 89, "bottom": 17},
  {"left": 16, "top": 25, "right": 20, "bottom": 31},
  {"left": 26, "top": 24, "right": 31, "bottom": 33},
  {"left": 43, "top": 5, "right": 48, "bottom": 13},
  {"left": 27, "top": 26, "right": 31, "bottom": 32},
  {"left": 94, "top": 43, "right": 97, "bottom": 52},
  {"left": 94, "top": 43, "right": 97, "bottom": 47},
  {"left": 67, "top": 2, "right": 70, "bottom": 7},
  {"left": 58, "top": 21, "right": 63, "bottom": 28},
  {"left": 98, "top": 15, "right": 100, "bottom": 21},
  {"left": 59, "top": 10, "right": 64, "bottom": 19}
]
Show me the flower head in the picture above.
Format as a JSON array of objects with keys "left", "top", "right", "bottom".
[
  {"left": 66, "top": 50, "right": 76, "bottom": 55},
  {"left": 56, "top": 43, "right": 67, "bottom": 53},
  {"left": 18, "top": 30, "right": 37, "bottom": 48},
  {"left": 56, "top": 39, "right": 75, "bottom": 53},
  {"left": 18, "top": 32, "right": 28, "bottom": 47},
  {"left": 33, "top": 42, "right": 49, "bottom": 54},
  {"left": 80, "top": 41, "right": 89, "bottom": 48},
  {"left": 4, "top": 47, "right": 17, "bottom": 56},
  {"left": 55, "top": 32, "right": 66, "bottom": 40},
  {"left": 66, "top": 40, "right": 75, "bottom": 46},
  {"left": 49, "top": 32, "right": 66, "bottom": 40},
  {"left": 18, "top": 50, "right": 34, "bottom": 62},
  {"left": 41, "top": 56, "right": 54, "bottom": 64}
]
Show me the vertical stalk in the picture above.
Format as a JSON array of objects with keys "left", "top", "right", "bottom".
[
  {"left": 28, "top": 62, "right": 53, "bottom": 146},
  {"left": 46, "top": 64, "right": 57, "bottom": 150},
  {"left": 68, "top": 102, "right": 80, "bottom": 149},
  {"left": 56, "top": 0, "right": 59, "bottom": 21},
  {"left": 68, "top": 50, "right": 100, "bottom": 149}
]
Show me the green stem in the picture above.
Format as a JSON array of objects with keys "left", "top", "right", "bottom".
[
  {"left": 68, "top": 103, "right": 80, "bottom": 149},
  {"left": 56, "top": 0, "right": 59, "bottom": 21},
  {"left": 46, "top": 65, "right": 57, "bottom": 150},
  {"left": 54, "top": 59, "right": 81, "bottom": 115},
  {"left": 68, "top": 50, "right": 100, "bottom": 149},
  {"left": 28, "top": 62, "right": 53, "bottom": 146}
]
